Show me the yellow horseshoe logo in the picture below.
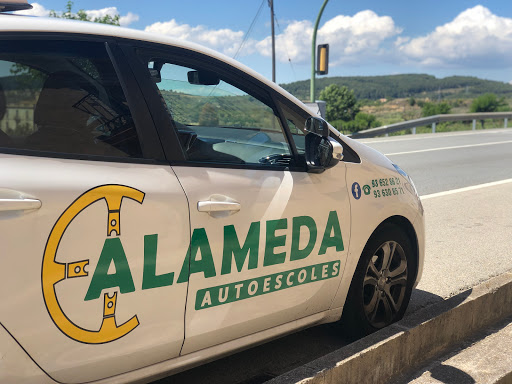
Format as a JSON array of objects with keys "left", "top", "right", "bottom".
[{"left": 42, "top": 185, "right": 145, "bottom": 344}]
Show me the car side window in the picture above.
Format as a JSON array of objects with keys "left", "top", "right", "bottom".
[
  {"left": 0, "top": 40, "right": 143, "bottom": 158},
  {"left": 277, "top": 101, "right": 309, "bottom": 157},
  {"left": 146, "top": 59, "right": 293, "bottom": 166}
]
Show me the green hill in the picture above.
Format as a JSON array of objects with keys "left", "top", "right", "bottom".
[{"left": 281, "top": 74, "right": 512, "bottom": 101}]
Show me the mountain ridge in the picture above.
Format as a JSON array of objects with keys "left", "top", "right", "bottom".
[{"left": 280, "top": 74, "right": 512, "bottom": 101}]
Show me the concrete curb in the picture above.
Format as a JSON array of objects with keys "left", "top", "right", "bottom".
[{"left": 268, "top": 271, "right": 512, "bottom": 384}]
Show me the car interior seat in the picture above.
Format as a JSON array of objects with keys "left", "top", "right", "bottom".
[{"left": 28, "top": 71, "right": 101, "bottom": 155}]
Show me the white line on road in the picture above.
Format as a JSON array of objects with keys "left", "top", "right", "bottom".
[
  {"left": 361, "top": 129, "right": 512, "bottom": 144},
  {"left": 385, "top": 140, "right": 512, "bottom": 156},
  {"left": 421, "top": 179, "right": 512, "bottom": 200}
]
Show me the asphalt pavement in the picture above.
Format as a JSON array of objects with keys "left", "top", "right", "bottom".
[
  {"left": 360, "top": 129, "right": 512, "bottom": 312},
  {"left": 154, "top": 128, "right": 512, "bottom": 384},
  {"left": 360, "top": 128, "right": 512, "bottom": 195}
]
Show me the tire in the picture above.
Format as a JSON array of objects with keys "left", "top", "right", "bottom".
[{"left": 341, "top": 223, "right": 416, "bottom": 339}]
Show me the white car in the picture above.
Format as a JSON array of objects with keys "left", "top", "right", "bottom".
[{"left": 0, "top": 2, "right": 424, "bottom": 383}]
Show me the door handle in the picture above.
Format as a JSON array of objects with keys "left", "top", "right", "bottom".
[
  {"left": 197, "top": 201, "right": 241, "bottom": 213},
  {"left": 0, "top": 198, "right": 42, "bottom": 212}
]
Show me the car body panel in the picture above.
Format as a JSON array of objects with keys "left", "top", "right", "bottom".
[
  {"left": 172, "top": 165, "right": 351, "bottom": 354},
  {"left": 0, "top": 13, "right": 425, "bottom": 384},
  {"left": 0, "top": 324, "right": 57, "bottom": 384},
  {"left": 0, "top": 155, "right": 190, "bottom": 383},
  {"left": 329, "top": 135, "right": 425, "bottom": 310}
]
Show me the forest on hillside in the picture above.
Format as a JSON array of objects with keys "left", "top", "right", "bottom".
[{"left": 281, "top": 74, "right": 512, "bottom": 101}]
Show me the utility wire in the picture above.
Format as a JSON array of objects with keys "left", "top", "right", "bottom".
[
  {"left": 273, "top": 12, "right": 297, "bottom": 81},
  {"left": 233, "top": 0, "right": 265, "bottom": 60}
]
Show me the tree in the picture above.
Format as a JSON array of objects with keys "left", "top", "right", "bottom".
[
  {"left": 341, "top": 112, "right": 381, "bottom": 134},
  {"left": 319, "top": 84, "right": 359, "bottom": 122},
  {"left": 470, "top": 93, "right": 509, "bottom": 128},
  {"left": 421, "top": 102, "right": 451, "bottom": 117},
  {"left": 49, "top": 1, "right": 120, "bottom": 25},
  {"left": 470, "top": 93, "right": 508, "bottom": 113}
]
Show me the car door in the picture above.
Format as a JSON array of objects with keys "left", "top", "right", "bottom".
[
  {"left": 0, "top": 37, "right": 190, "bottom": 383},
  {"left": 127, "top": 44, "right": 352, "bottom": 354}
]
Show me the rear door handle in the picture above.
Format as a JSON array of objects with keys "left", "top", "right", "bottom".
[
  {"left": 197, "top": 201, "right": 241, "bottom": 213},
  {"left": 0, "top": 198, "right": 42, "bottom": 212}
]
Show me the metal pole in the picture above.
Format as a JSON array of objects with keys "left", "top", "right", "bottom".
[
  {"left": 310, "top": 0, "right": 329, "bottom": 102},
  {"left": 432, "top": 122, "right": 436, "bottom": 133},
  {"left": 505, "top": 118, "right": 508, "bottom": 129},
  {"left": 269, "top": 0, "right": 276, "bottom": 83},
  {"left": 412, "top": 127, "right": 416, "bottom": 135}
]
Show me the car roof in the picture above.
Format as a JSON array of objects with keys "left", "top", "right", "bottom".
[{"left": 0, "top": 14, "right": 312, "bottom": 115}]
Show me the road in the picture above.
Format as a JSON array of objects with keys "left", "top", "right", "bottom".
[
  {"left": 154, "top": 129, "right": 512, "bottom": 384},
  {"left": 361, "top": 129, "right": 512, "bottom": 311},
  {"left": 361, "top": 128, "right": 512, "bottom": 195}
]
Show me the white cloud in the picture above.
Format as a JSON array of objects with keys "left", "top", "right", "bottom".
[
  {"left": 119, "top": 12, "right": 139, "bottom": 27},
  {"left": 145, "top": 20, "right": 246, "bottom": 56},
  {"left": 14, "top": 4, "right": 139, "bottom": 26},
  {"left": 256, "top": 11, "right": 400, "bottom": 65},
  {"left": 85, "top": 7, "right": 139, "bottom": 26},
  {"left": 145, "top": 11, "right": 400, "bottom": 65},
  {"left": 398, "top": 6, "right": 512, "bottom": 68},
  {"left": 13, "top": 2, "right": 49, "bottom": 16}
]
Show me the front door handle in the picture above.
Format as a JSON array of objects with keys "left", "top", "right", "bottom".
[
  {"left": 197, "top": 201, "right": 241, "bottom": 213},
  {"left": 0, "top": 198, "right": 42, "bottom": 212}
]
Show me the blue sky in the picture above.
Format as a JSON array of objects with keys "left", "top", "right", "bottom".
[{"left": 17, "top": 1, "right": 512, "bottom": 85}]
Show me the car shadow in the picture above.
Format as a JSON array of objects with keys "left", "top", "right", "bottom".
[
  {"left": 153, "top": 288, "right": 472, "bottom": 384},
  {"left": 266, "top": 287, "right": 473, "bottom": 384}
]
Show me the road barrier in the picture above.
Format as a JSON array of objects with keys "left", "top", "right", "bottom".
[{"left": 349, "top": 112, "right": 512, "bottom": 139}]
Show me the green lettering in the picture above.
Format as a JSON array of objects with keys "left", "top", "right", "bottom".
[
  {"left": 85, "top": 238, "right": 135, "bottom": 301},
  {"left": 142, "top": 234, "right": 174, "bottom": 290},
  {"left": 221, "top": 222, "right": 260, "bottom": 275},
  {"left": 290, "top": 216, "right": 317, "bottom": 261},
  {"left": 177, "top": 228, "right": 216, "bottom": 283},
  {"left": 319, "top": 211, "right": 344, "bottom": 255},
  {"left": 263, "top": 218, "right": 287, "bottom": 266}
]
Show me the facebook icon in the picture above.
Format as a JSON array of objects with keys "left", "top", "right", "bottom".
[{"left": 352, "top": 182, "right": 362, "bottom": 200}]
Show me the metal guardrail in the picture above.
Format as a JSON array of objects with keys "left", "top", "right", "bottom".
[{"left": 349, "top": 112, "right": 512, "bottom": 139}]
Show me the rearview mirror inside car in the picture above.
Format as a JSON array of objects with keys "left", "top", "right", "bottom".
[{"left": 188, "top": 70, "right": 220, "bottom": 86}]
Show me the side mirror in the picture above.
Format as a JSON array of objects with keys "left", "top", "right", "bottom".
[
  {"left": 304, "top": 117, "right": 343, "bottom": 173},
  {"left": 187, "top": 70, "right": 220, "bottom": 86},
  {"left": 305, "top": 116, "right": 329, "bottom": 137}
]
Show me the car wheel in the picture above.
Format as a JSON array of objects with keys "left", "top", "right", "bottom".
[{"left": 341, "top": 223, "right": 416, "bottom": 338}]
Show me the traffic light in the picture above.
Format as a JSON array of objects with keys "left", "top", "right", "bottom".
[{"left": 316, "top": 44, "right": 329, "bottom": 75}]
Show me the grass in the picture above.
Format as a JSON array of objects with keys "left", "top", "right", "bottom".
[{"left": 356, "top": 97, "right": 511, "bottom": 137}]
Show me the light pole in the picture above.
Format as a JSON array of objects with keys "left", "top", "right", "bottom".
[{"left": 310, "top": 0, "right": 329, "bottom": 102}]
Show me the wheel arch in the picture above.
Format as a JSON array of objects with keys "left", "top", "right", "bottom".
[
  {"left": 329, "top": 214, "right": 420, "bottom": 317},
  {"left": 376, "top": 215, "right": 419, "bottom": 282}
]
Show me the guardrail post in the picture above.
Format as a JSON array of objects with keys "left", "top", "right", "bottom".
[
  {"left": 472, "top": 119, "right": 476, "bottom": 131},
  {"left": 412, "top": 127, "right": 416, "bottom": 135},
  {"left": 432, "top": 122, "right": 436, "bottom": 133},
  {"left": 505, "top": 118, "right": 508, "bottom": 129}
]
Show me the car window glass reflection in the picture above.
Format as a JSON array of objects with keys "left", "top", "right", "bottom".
[
  {"left": 150, "top": 61, "right": 292, "bottom": 166},
  {"left": 0, "top": 41, "right": 143, "bottom": 158}
]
